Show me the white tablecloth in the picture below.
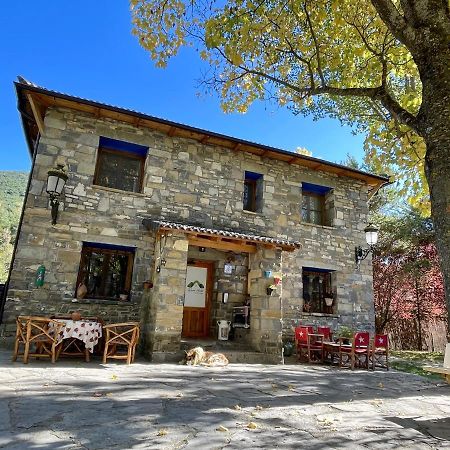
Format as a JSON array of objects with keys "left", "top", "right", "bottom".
[{"left": 54, "top": 320, "right": 102, "bottom": 353}]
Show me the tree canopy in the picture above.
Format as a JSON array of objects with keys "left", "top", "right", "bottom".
[
  {"left": 131, "top": 0, "right": 450, "bottom": 338},
  {"left": 131, "top": 0, "right": 434, "bottom": 212}
]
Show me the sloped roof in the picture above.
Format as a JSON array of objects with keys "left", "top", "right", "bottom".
[
  {"left": 15, "top": 76, "right": 390, "bottom": 195},
  {"left": 143, "top": 219, "right": 301, "bottom": 252}
]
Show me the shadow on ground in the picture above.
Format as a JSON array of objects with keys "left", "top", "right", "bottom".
[{"left": 1, "top": 349, "right": 449, "bottom": 449}]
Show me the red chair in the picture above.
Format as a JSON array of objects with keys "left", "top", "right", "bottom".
[
  {"left": 295, "top": 326, "right": 323, "bottom": 363},
  {"left": 372, "top": 334, "right": 389, "bottom": 370},
  {"left": 339, "top": 331, "right": 370, "bottom": 370},
  {"left": 317, "top": 326, "right": 332, "bottom": 342}
]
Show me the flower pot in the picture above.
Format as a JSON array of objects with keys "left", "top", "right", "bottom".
[
  {"left": 120, "top": 294, "right": 128, "bottom": 301},
  {"left": 267, "top": 287, "right": 276, "bottom": 296},
  {"left": 283, "top": 341, "right": 294, "bottom": 357},
  {"left": 325, "top": 297, "right": 333, "bottom": 307},
  {"left": 71, "top": 311, "right": 81, "bottom": 321}
]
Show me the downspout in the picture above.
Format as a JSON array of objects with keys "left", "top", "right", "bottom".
[{"left": 0, "top": 133, "right": 40, "bottom": 325}]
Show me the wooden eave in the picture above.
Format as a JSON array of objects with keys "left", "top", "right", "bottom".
[
  {"left": 15, "top": 81, "right": 390, "bottom": 192},
  {"left": 156, "top": 226, "right": 297, "bottom": 253}
]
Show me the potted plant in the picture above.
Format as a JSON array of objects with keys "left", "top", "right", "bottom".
[
  {"left": 283, "top": 340, "right": 294, "bottom": 357},
  {"left": 337, "top": 325, "right": 354, "bottom": 344},
  {"left": 324, "top": 293, "right": 334, "bottom": 307}
]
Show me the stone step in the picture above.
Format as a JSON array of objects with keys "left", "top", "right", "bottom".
[{"left": 180, "top": 339, "right": 252, "bottom": 352}]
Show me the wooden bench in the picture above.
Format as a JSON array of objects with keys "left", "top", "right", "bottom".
[{"left": 424, "top": 366, "right": 450, "bottom": 383}]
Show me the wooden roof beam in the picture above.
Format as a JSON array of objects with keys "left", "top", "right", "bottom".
[
  {"left": 188, "top": 236, "right": 257, "bottom": 254},
  {"left": 26, "top": 94, "right": 45, "bottom": 135},
  {"left": 167, "top": 127, "right": 177, "bottom": 137}
]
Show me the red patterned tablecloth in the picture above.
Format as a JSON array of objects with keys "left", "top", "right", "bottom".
[{"left": 54, "top": 320, "right": 102, "bottom": 353}]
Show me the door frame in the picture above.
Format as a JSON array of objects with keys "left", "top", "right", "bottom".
[{"left": 182, "top": 260, "right": 214, "bottom": 338}]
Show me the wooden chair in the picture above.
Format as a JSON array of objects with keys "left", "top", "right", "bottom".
[
  {"left": 103, "top": 322, "right": 140, "bottom": 364},
  {"left": 295, "top": 326, "right": 323, "bottom": 362},
  {"left": 339, "top": 331, "right": 371, "bottom": 370},
  {"left": 13, "top": 316, "right": 65, "bottom": 364},
  {"left": 371, "top": 334, "right": 389, "bottom": 370},
  {"left": 317, "top": 326, "right": 332, "bottom": 342},
  {"left": 12, "top": 316, "right": 30, "bottom": 362}
]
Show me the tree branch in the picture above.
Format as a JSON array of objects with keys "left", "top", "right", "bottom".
[{"left": 370, "top": 0, "right": 415, "bottom": 46}]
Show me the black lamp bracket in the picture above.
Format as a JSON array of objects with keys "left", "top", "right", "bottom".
[
  {"left": 49, "top": 195, "right": 60, "bottom": 225},
  {"left": 355, "top": 245, "right": 374, "bottom": 268}
]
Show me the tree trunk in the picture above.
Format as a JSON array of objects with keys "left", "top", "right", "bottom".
[
  {"left": 415, "top": 277, "right": 422, "bottom": 350},
  {"left": 416, "top": 45, "right": 450, "bottom": 342}
]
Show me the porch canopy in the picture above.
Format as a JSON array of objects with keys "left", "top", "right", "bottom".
[{"left": 142, "top": 219, "right": 301, "bottom": 253}]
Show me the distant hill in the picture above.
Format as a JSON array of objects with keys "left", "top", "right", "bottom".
[{"left": 0, "top": 171, "right": 28, "bottom": 282}]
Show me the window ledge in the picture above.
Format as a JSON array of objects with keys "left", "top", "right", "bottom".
[
  {"left": 91, "top": 184, "right": 149, "bottom": 198},
  {"left": 68, "top": 298, "right": 137, "bottom": 306},
  {"left": 301, "top": 312, "right": 340, "bottom": 318},
  {"left": 300, "top": 222, "right": 336, "bottom": 230}
]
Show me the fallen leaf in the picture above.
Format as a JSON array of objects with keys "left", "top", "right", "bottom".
[
  {"left": 176, "top": 392, "right": 184, "bottom": 398},
  {"left": 255, "top": 405, "right": 264, "bottom": 411},
  {"left": 271, "top": 383, "right": 278, "bottom": 390},
  {"left": 234, "top": 404, "right": 241, "bottom": 411},
  {"left": 216, "top": 425, "right": 229, "bottom": 432},
  {"left": 317, "top": 417, "right": 335, "bottom": 427},
  {"left": 378, "top": 382, "right": 384, "bottom": 389},
  {"left": 111, "top": 375, "right": 118, "bottom": 381},
  {"left": 288, "top": 384, "right": 295, "bottom": 391},
  {"left": 157, "top": 428, "right": 168, "bottom": 436},
  {"left": 247, "top": 422, "right": 257, "bottom": 429}
]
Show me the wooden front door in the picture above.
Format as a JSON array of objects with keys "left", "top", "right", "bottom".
[{"left": 182, "top": 262, "right": 213, "bottom": 338}]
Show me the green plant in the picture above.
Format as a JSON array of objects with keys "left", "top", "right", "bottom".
[{"left": 337, "top": 326, "right": 354, "bottom": 339}]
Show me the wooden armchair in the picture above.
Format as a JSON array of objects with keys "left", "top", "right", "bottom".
[
  {"left": 295, "top": 326, "right": 323, "bottom": 363},
  {"left": 103, "top": 322, "right": 140, "bottom": 364},
  {"left": 13, "top": 316, "right": 65, "bottom": 364},
  {"left": 12, "top": 316, "right": 30, "bottom": 362},
  {"left": 371, "top": 334, "right": 389, "bottom": 370},
  {"left": 339, "top": 332, "right": 371, "bottom": 370}
]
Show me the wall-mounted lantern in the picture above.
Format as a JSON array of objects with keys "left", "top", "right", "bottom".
[
  {"left": 355, "top": 224, "right": 379, "bottom": 268},
  {"left": 46, "top": 164, "right": 68, "bottom": 225}
]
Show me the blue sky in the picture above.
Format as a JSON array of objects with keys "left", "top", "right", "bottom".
[{"left": 0, "top": 1, "right": 364, "bottom": 172}]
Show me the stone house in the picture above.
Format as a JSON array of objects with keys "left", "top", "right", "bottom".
[{"left": 0, "top": 78, "right": 389, "bottom": 362}]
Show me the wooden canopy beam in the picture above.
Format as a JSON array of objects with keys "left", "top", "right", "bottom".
[
  {"left": 26, "top": 94, "right": 45, "bottom": 135},
  {"left": 188, "top": 236, "right": 257, "bottom": 254}
]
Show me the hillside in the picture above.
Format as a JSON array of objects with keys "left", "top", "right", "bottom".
[{"left": 0, "top": 171, "right": 28, "bottom": 282}]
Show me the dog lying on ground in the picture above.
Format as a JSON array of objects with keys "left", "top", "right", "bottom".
[{"left": 181, "top": 346, "right": 229, "bottom": 367}]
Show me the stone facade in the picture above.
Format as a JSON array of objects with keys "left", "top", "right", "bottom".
[{"left": 2, "top": 105, "right": 375, "bottom": 361}]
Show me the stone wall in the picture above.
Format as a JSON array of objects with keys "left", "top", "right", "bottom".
[{"left": 3, "top": 105, "right": 375, "bottom": 355}]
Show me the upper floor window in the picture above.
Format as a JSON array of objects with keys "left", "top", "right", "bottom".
[
  {"left": 243, "top": 171, "right": 263, "bottom": 212},
  {"left": 301, "top": 182, "right": 333, "bottom": 226},
  {"left": 302, "top": 267, "right": 335, "bottom": 314},
  {"left": 76, "top": 242, "right": 135, "bottom": 301},
  {"left": 94, "top": 137, "right": 148, "bottom": 193}
]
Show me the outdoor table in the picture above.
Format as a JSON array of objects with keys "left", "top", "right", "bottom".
[
  {"left": 323, "top": 340, "right": 352, "bottom": 365},
  {"left": 51, "top": 319, "right": 103, "bottom": 362}
]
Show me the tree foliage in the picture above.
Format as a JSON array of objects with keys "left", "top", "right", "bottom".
[
  {"left": 0, "top": 171, "right": 28, "bottom": 282},
  {"left": 131, "top": 0, "right": 450, "bottom": 338},
  {"left": 373, "top": 214, "right": 446, "bottom": 350},
  {"left": 131, "top": 0, "right": 435, "bottom": 213}
]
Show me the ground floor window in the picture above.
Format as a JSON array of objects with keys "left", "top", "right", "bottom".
[
  {"left": 76, "top": 242, "right": 135, "bottom": 301},
  {"left": 302, "top": 267, "right": 335, "bottom": 313}
]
